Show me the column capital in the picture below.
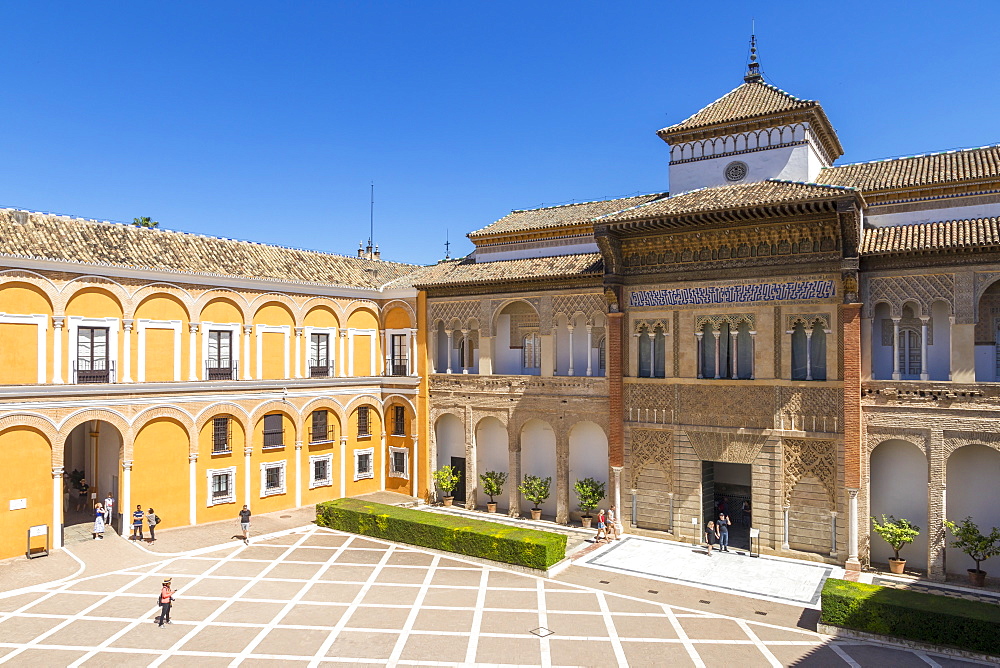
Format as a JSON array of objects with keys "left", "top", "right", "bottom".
[
  {"left": 340, "top": 437, "right": 348, "bottom": 445},
  {"left": 919, "top": 315, "right": 931, "bottom": 324},
  {"left": 294, "top": 441, "right": 303, "bottom": 450},
  {"left": 123, "top": 319, "right": 134, "bottom": 330},
  {"left": 830, "top": 511, "right": 838, "bottom": 518},
  {"left": 586, "top": 324, "right": 593, "bottom": 332},
  {"left": 568, "top": 324, "right": 575, "bottom": 332},
  {"left": 243, "top": 446, "right": 253, "bottom": 456},
  {"left": 295, "top": 327, "right": 304, "bottom": 336},
  {"left": 847, "top": 488, "right": 859, "bottom": 498},
  {"left": 122, "top": 460, "right": 134, "bottom": 471},
  {"left": 52, "top": 316, "right": 65, "bottom": 328},
  {"left": 52, "top": 467, "right": 64, "bottom": 477},
  {"left": 891, "top": 316, "right": 901, "bottom": 324},
  {"left": 611, "top": 465, "right": 623, "bottom": 473},
  {"left": 712, "top": 330, "right": 721, "bottom": 339},
  {"left": 749, "top": 330, "right": 757, "bottom": 336},
  {"left": 694, "top": 331, "right": 703, "bottom": 340},
  {"left": 244, "top": 325, "right": 254, "bottom": 335},
  {"left": 188, "top": 453, "right": 198, "bottom": 463},
  {"left": 189, "top": 322, "right": 200, "bottom": 333}
]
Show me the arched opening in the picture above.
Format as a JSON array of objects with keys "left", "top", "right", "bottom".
[
  {"left": 736, "top": 321, "right": 754, "bottom": 379},
  {"left": 792, "top": 320, "right": 826, "bottom": 381},
  {"left": 494, "top": 301, "right": 540, "bottom": 375},
  {"left": 870, "top": 439, "right": 928, "bottom": 570},
  {"left": 975, "top": 281, "right": 1000, "bottom": 381},
  {"left": 62, "top": 420, "right": 124, "bottom": 540},
  {"left": 520, "top": 419, "right": 556, "bottom": 518},
  {"left": 897, "top": 304, "right": 922, "bottom": 380},
  {"left": 435, "top": 414, "right": 466, "bottom": 503},
  {"left": 871, "top": 302, "right": 893, "bottom": 380},
  {"left": 474, "top": 417, "right": 509, "bottom": 511},
  {"left": 568, "top": 421, "right": 608, "bottom": 521},
  {"left": 698, "top": 323, "right": 715, "bottom": 379},
  {"left": 946, "top": 444, "right": 1000, "bottom": 575}
]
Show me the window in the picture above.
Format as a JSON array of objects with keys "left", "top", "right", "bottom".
[
  {"left": 637, "top": 326, "right": 666, "bottom": 378},
  {"left": 310, "top": 454, "right": 333, "bottom": 488},
  {"left": 354, "top": 448, "right": 374, "bottom": 481},
  {"left": 260, "top": 461, "right": 286, "bottom": 496},
  {"left": 212, "top": 417, "right": 231, "bottom": 453},
  {"left": 207, "top": 330, "right": 234, "bottom": 380},
  {"left": 207, "top": 467, "right": 236, "bottom": 506},
  {"left": 522, "top": 333, "right": 540, "bottom": 369},
  {"left": 791, "top": 320, "right": 826, "bottom": 381},
  {"left": 389, "top": 446, "right": 409, "bottom": 479},
  {"left": 392, "top": 405, "right": 406, "bottom": 436},
  {"left": 77, "top": 327, "right": 110, "bottom": 383},
  {"left": 263, "top": 414, "right": 284, "bottom": 449},
  {"left": 598, "top": 337, "right": 606, "bottom": 374},
  {"left": 310, "top": 410, "right": 330, "bottom": 443},
  {"left": 391, "top": 333, "right": 408, "bottom": 376},
  {"left": 309, "top": 333, "right": 330, "bottom": 377},
  {"left": 898, "top": 329, "right": 921, "bottom": 377},
  {"left": 357, "top": 406, "right": 371, "bottom": 437}
]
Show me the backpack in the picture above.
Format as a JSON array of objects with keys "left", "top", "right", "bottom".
[{"left": 153, "top": 514, "right": 162, "bottom": 526}]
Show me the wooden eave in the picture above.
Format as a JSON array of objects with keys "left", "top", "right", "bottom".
[
  {"left": 469, "top": 222, "right": 595, "bottom": 247},
  {"left": 857, "top": 177, "right": 1000, "bottom": 206}
]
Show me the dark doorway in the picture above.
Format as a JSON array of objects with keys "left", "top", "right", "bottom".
[
  {"left": 450, "top": 456, "right": 466, "bottom": 504},
  {"left": 702, "top": 461, "right": 752, "bottom": 550}
]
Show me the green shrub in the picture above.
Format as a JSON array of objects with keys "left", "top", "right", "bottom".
[
  {"left": 518, "top": 475, "right": 551, "bottom": 510},
  {"left": 433, "top": 465, "right": 461, "bottom": 496},
  {"left": 316, "top": 498, "right": 567, "bottom": 570},
  {"left": 480, "top": 471, "right": 507, "bottom": 503},
  {"left": 821, "top": 578, "right": 1000, "bottom": 656},
  {"left": 574, "top": 477, "right": 606, "bottom": 517}
]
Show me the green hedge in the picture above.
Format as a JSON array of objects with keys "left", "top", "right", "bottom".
[
  {"left": 316, "top": 499, "right": 567, "bottom": 570},
  {"left": 821, "top": 578, "right": 1000, "bottom": 656}
]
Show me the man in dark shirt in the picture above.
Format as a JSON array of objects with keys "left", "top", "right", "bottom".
[
  {"left": 239, "top": 505, "right": 251, "bottom": 544},
  {"left": 717, "top": 512, "right": 732, "bottom": 552}
]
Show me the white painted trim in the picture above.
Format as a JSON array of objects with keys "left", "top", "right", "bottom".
[
  {"left": 136, "top": 319, "right": 183, "bottom": 382},
  {"left": 201, "top": 322, "right": 242, "bottom": 381},
  {"left": 388, "top": 446, "right": 409, "bottom": 480},
  {"left": 255, "top": 324, "right": 291, "bottom": 379},
  {"left": 259, "top": 460, "right": 287, "bottom": 497},
  {"left": 384, "top": 328, "right": 411, "bottom": 376},
  {"left": 304, "top": 326, "right": 337, "bottom": 377},
  {"left": 354, "top": 447, "right": 374, "bottom": 481},
  {"left": 207, "top": 466, "right": 237, "bottom": 506},
  {"left": 0, "top": 313, "right": 47, "bottom": 383},
  {"left": 309, "top": 453, "right": 334, "bottom": 489},
  {"left": 67, "top": 316, "right": 119, "bottom": 384}
]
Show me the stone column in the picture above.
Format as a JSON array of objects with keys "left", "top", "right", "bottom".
[
  {"left": 380, "top": 432, "right": 387, "bottom": 491},
  {"left": 445, "top": 331, "right": 453, "bottom": 374},
  {"left": 847, "top": 488, "right": 860, "bottom": 569},
  {"left": 461, "top": 329, "right": 469, "bottom": 374},
  {"left": 189, "top": 323, "right": 200, "bottom": 380},
  {"left": 122, "top": 460, "right": 133, "bottom": 536},
  {"left": 188, "top": 454, "right": 198, "bottom": 525},
  {"left": 52, "top": 317, "right": 64, "bottom": 384},
  {"left": 920, "top": 316, "right": 930, "bottom": 380},
  {"left": 339, "top": 437, "right": 348, "bottom": 498},
  {"left": 805, "top": 329, "right": 813, "bottom": 381},
  {"left": 410, "top": 328, "right": 418, "bottom": 375},
  {"left": 646, "top": 330, "right": 654, "bottom": 378},
  {"left": 612, "top": 466, "right": 624, "bottom": 535},
  {"left": 713, "top": 328, "right": 721, "bottom": 379},
  {"left": 585, "top": 325, "right": 593, "bottom": 376},
  {"left": 429, "top": 328, "right": 437, "bottom": 374},
  {"left": 244, "top": 446, "right": 253, "bottom": 506},
  {"left": 749, "top": 330, "right": 757, "bottom": 380},
  {"left": 508, "top": 432, "right": 521, "bottom": 518},
  {"left": 294, "top": 327, "right": 304, "bottom": 379},
  {"left": 891, "top": 317, "right": 901, "bottom": 380},
  {"left": 243, "top": 326, "right": 253, "bottom": 380},
  {"left": 555, "top": 430, "right": 569, "bottom": 524},
  {"left": 295, "top": 442, "right": 303, "bottom": 506},
  {"left": 695, "top": 332, "right": 703, "bottom": 379},
  {"left": 782, "top": 505, "right": 790, "bottom": 549},
  {"left": 122, "top": 319, "right": 134, "bottom": 383},
  {"left": 731, "top": 330, "right": 739, "bottom": 379},
  {"left": 410, "top": 433, "right": 420, "bottom": 499},
  {"left": 830, "top": 511, "right": 838, "bottom": 558},
  {"left": 338, "top": 329, "right": 347, "bottom": 377},
  {"left": 52, "top": 467, "right": 64, "bottom": 549},
  {"left": 631, "top": 333, "right": 641, "bottom": 377},
  {"left": 565, "top": 325, "right": 574, "bottom": 376}
]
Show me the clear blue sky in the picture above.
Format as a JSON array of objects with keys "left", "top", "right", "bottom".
[{"left": 1, "top": 2, "right": 997, "bottom": 266}]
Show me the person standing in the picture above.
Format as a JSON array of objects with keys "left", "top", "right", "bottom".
[
  {"left": 146, "top": 508, "right": 159, "bottom": 543},
  {"left": 741, "top": 500, "right": 751, "bottom": 527},
  {"left": 717, "top": 512, "right": 731, "bottom": 552},
  {"left": 93, "top": 503, "right": 105, "bottom": 539},
  {"left": 607, "top": 504, "right": 620, "bottom": 541},
  {"left": 157, "top": 578, "right": 174, "bottom": 627},
  {"left": 705, "top": 520, "right": 720, "bottom": 556},
  {"left": 103, "top": 491, "right": 115, "bottom": 531},
  {"left": 239, "top": 505, "right": 251, "bottom": 544},
  {"left": 131, "top": 505, "right": 144, "bottom": 541},
  {"left": 76, "top": 478, "right": 89, "bottom": 512},
  {"left": 594, "top": 508, "right": 608, "bottom": 543}
]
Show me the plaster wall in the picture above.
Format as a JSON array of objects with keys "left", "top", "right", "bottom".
[
  {"left": 474, "top": 417, "right": 509, "bottom": 511},
  {"left": 869, "top": 439, "right": 928, "bottom": 570},
  {"left": 669, "top": 143, "right": 821, "bottom": 194},
  {"left": 866, "top": 201, "right": 1000, "bottom": 228},
  {"left": 946, "top": 445, "right": 1000, "bottom": 575},
  {"left": 520, "top": 419, "right": 557, "bottom": 517}
]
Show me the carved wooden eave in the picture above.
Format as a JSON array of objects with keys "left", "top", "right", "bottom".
[{"left": 469, "top": 223, "right": 595, "bottom": 248}]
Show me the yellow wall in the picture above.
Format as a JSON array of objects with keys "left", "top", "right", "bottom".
[
  {"left": 132, "top": 419, "right": 189, "bottom": 530},
  {"left": 348, "top": 309, "right": 378, "bottom": 377},
  {"left": 66, "top": 288, "right": 124, "bottom": 380},
  {"left": 196, "top": 414, "right": 247, "bottom": 524},
  {"left": 251, "top": 412, "right": 295, "bottom": 514},
  {"left": 303, "top": 305, "right": 338, "bottom": 328},
  {"left": 260, "top": 332, "right": 285, "bottom": 380},
  {"left": 144, "top": 329, "right": 175, "bottom": 382},
  {"left": 0, "top": 323, "right": 40, "bottom": 384},
  {"left": 201, "top": 298, "right": 242, "bottom": 324},
  {"left": 417, "top": 290, "right": 429, "bottom": 501},
  {"left": 385, "top": 403, "right": 414, "bottom": 495},
  {"left": 302, "top": 408, "right": 341, "bottom": 506},
  {"left": 0, "top": 428, "right": 52, "bottom": 560},
  {"left": 385, "top": 307, "right": 412, "bottom": 329},
  {"left": 135, "top": 295, "right": 189, "bottom": 382},
  {"left": 345, "top": 405, "right": 382, "bottom": 496}
]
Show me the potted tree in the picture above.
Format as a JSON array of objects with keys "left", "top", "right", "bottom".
[
  {"left": 433, "top": 465, "right": 461, "bottom": 507},
  {"left": 574, "top": 477, "right": 606, "bottom": 529},
  {"left": 480, "top": 471, "right": 507, "bottom": 513},
  {"left": 871, "top": 515, "right": 921, "bottom": 574},
  {"left": 944, "top": 516, "right": 1000, "bottom": 587},
  {"left": 518, "top": 475, "right": 551, "bottom": 520}
]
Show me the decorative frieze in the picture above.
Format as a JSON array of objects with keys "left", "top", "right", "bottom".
[
  {"left": 628, "top": 428, "right": 673, "bottom": 490},
  {"left": 630, "top": 280, "right": 836, "bottom": 308},
  {"left": 686, "top": 429, "right": 769, "bottom": 464},
  {"left": 782, "top": 438, "right": 837, "bottom": 507}
]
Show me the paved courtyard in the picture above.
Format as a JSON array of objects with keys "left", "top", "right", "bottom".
[{"left": 0, "top": 523, "right": 989, "bottom": 667}]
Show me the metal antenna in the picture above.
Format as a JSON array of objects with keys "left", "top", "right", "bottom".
[
  {"left": 444, "top": 229, "right": 451, "bottom": 260},
  {"left": 745, "top": 20, "right": 763, "bottom": 83},
  {"left": 369, "top": 182, "right": 374, "bottom": 247}
]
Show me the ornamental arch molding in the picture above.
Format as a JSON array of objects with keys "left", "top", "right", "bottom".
[
  {"left": 249, "top": 400, "right": 303, "bottom": 435},
  {"left": 552, "top": 294, "right": 606, "bottom": 326},
  {"left": 0, "top": 270, "right": 58, "bottom": 306},
  {"left": 57, "top": 276, "right": 129, "bottom": 314},
  {"left": 380, "top": 299, "right": 416, "bottom": 328},
  {"left": 864, "top": 274, "right": 954, "bottom": 319},
  {"left": 57, "top": 409, "right": 133, "bottom": 459},
  {"left": 382, "top": 393, "right": 417, "bottom": 415},
  {"left": 132, "top": 405, "right": 196, "bottom": 434},
  {"left": 249, "top": 293, "right": 302, "bottom": 325},
  {"left": 128, "top": 283, "right": 196, "bottom": 319},
  {"left": 782, "top": 438, "right": 837, "bottom": 507},
  {"left": 473, "top": 411, "right": 509, "bottom": 431},
  {"left": 628, "top": 428, "right": 673, "bottom": 491},
  {"left": 490, "top": 298, "right": 542, "bottom": 336},
  {"left": 342, "top": 394, "right": 384, "bottom": 420},
  {"left": 429, "top": 300, "right": 479, "bottom": 331},
  {"left": 343, "top": 300, "right": 380, "bottom": 323},
  {"left": 942, "top": 431, "right": 1000, "bottom": 459},
  {"left": 864, "top": 428, "right": 928, "bottom": 459},
  {"left": 193, "top": 290, "right": 250, "bottom": 322},
  {"left": 297, "top": 396, "right": 347, "bottom": 429},
  {"left": 686, "top": 430, "right": 769, "bottom": 464},
  {"left": 195, "top": 402, "right": 252, "bottom": 432},
  {"left": 0, "top": 412, "right": 58, "bottom": 445},
  {"left": 300, "top": 297, "right": 346, "bottom": 324}
]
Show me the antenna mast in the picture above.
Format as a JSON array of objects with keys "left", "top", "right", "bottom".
[
  {"left": 369, "top": 182, "right": 374, "bottom": 247},
  {"left": 444, "top": 229, "right": 451, "bottom": 260},
  {"left": 744, "top": 20, "right": 763, "bottom": 83}
]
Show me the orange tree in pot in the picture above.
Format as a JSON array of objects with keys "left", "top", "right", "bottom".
[
  {"left": 871, "top": 515, "right": 921, "bottom": 575},
  {"left": 433, "top": 465, "right": 461, "bottom": 507},
  {"left": 944, "top": 516, "right": 1000, "bottom": 587},
  {"left": 518, "top": 475, "right": 551, "bottom": 521},
  {"left": 479, "top": 471, "right": 507, "bottom": 513},
  {"left": 574, "top": 477, "right": 606, "bottom": 530}
]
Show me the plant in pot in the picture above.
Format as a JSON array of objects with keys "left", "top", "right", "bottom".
[
  {"left": 870, "top": 514, "right": 921, "bottom": 575},
  {"left": 944, "top": 516, "right": 1000, "bottom": 587},
  {"left": 574, "top": 477, "right": 606, "bottom": 529},
  {"left": 518, "top": 475, "right": 551, "bottom": 520},
  {"left": 433, "top": 465, "right": 461, "bottom": 507},
  {"left": 480, "top": 471, "right": 507, "bottom": 513}
]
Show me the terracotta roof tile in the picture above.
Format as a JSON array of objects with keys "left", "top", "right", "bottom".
[
  {"left": 658, "top": 81, "right": 815, "bottom": 135},
  {"left": 412, "top": 253, "right": 603, "bottom": 288},
  {"left": 0, "top": 209, "right": 420, "bottom": 290},
  {"left": 597, "top": 180, "right": 859, "bottom": 224},
  {"left": 862, "top": 217, "right": 1000, "bottom": 255},
  {"left": 468, "top": 194, "right": 667, "bottom": 239},
  {"left": 818, "top": 145, "right": 1000, "bottom": 192}
]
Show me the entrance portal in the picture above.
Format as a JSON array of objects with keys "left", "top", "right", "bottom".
[
  {"left": 63, "top": 420, "right": 123, "bottom": 536},
  {"left": 451, "top": 456, "right": 467, "bottom": 504},
  {"left": 701, "top": 461, "right": 751, "bottom": 550}
]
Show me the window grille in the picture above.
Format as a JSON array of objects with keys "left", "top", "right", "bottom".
[
  {"left": 391, "top": 333, "right": 408, "bottom": 375},
  {"left": 77, "top": 327, "right": 110, "bottom": 383},
  {"left": 358, "top": 406, "right": 371, "bottom": 437},
  {"left": 263, "top": 414, "right": 284, "bottom": 448},
  {"left": 260, "top": 461, "right": 286, "bottom": 496},
  {"left": 392, "top": 405, "right": 405, "bottom": 436},
  {"left": 310, "top": 410, "right": 330, "bottom": 443},
  {"left": 354, "top": 448, "right": 374, "bottom": 481},
  {"left": 212, "top": 417, "right": 231, "bottom": 453},
  {"left": 310, "top": 454, "right": 333, "bottom": 488},
  {"left": 207, "top": 467, "right": 236, "bottom": 506},
  {"left": 309, "top": 333, "right": 331, "bottom": 377}
]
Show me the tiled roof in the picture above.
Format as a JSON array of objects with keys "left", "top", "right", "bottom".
[
  {"left": 862, "top": 217, "right": 1000, "bottom": 255},
  {"left": 818, "top": 145, "right": 1000, "bottom": 192},
  {"left": 468, "top": 194, "right": 668, "bottom": 239},
  {"left": 658, "top": 82, "right": 815, "bottom": 135},
  {"left": 0, "top": 209, "right": 420, "bottom": 290},
  {"left": 412, "top": 253, "right": 603, "bottom": 288},
  {"left": 597, "top": 180, "right": 860, "bottom": 224}
]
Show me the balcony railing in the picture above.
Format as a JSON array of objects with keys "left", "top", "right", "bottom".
[
  {"left": 308, "top": 425, "right": 333, "bottom": 443},
  {"left": 206, "top": 361, "right": 238, "bottom": 381},
  {"left": 309, "top": 364, "right": 333, "bottom": 378},
  {"left": 74, "top": 360, "right": 115, "bottom": 384},
  {"left": 263, "top": 429, "right": 285, "bottom": 449},
  {"left": 389, "top": 361, "right": 409, "bottom": 376}
]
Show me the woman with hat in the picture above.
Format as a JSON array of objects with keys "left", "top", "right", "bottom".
[{"left": 157, "top": 578, "right": 174, "bottom": 627}]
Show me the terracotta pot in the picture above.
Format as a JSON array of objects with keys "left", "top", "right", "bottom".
[
  {"left": 581, "top": 516, "right": 593, "bottom": 529},
  {"left": 530, "top": 509, "right": 542, "bottom": 520},
  {"left": 443, "top": 497, "right": 454, "bottom": 507},
  {"left": 968, "top": 569, "right": 987, "bottom": 587},
  {"left": 487, "top": 502, "right": 497, "bottom": 513},
  {"left": 888, "top": 558, "right": 906, "bottom": 575}
]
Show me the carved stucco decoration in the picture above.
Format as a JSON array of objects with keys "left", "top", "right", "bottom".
[
  {"left": 628, "top": 428, "right": 673, "bottom": 490},
  {"left": 782, "top": 438, "right": 837, "bottom": 507},
  {"left": 694, "top": 313, "right": 755, "bottom": 331},
  {"left": 634, "top": 319, "right": 668, "bottom": 334},
  {"left": 429, "top": 300, "right": 479, "bottom": 328},
  {"left": 786, "top": 313, "right": 831, "bottom": 330},
  {"left": 552, "top": 293, "right": 606, "bottom": 324},
  {"left": 624, "top": 383, "right": 676, "bottom": 414},
  {"left": 864, "top": 428, "right": 928, "bottom": 457},
  {"left": 686, "top": 430, "right": 769, "bottom": 464},
  {"left": 864, "top": 274, "right": 954, "bottom": 319}
]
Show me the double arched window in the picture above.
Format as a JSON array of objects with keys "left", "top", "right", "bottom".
[
  {"left": 637, "top": 325, "right": 666, "bottom": 378},
  {"left": 698, "top": 320, "right": 753, "bottom": 379},
  {"left": 521, "top": 333, "right": 540, "bottom": 370},
  {"left": 790, "top": 319, "right": 827, "bottom": 381}
]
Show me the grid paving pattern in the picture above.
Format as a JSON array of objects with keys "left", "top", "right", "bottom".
[{"left": 0, "top": 525, "right": 988, "bottom": 667}]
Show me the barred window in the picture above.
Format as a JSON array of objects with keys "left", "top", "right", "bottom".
[
  {"left": 358, "top": 406, "right": 370, "bottom": 437},
  {"left": 263, "top": 414, "right": 284, "bottom": 448},
  {"left": 354, "top": 448, "right": 374, "bottom": 481},
  {"left": 389, "top": 447, "right": 408, "bottom": 479},
  {"left": 311, "top": 410, "right": 330, "bottom": 443},
  {"left": 212, "top": 417, "right": 231, "bottom": 453},
  {"left": 310, "top": 454, "right": 333, "bottom": 488},
  {"left": 207, "top": 467, "right": 236, "bottom": 506},
  {"left": 260, "top": 461, "right": 286, "bottom": 496},
  {"left": 392, "top": 405, "right": 406, "bottom": 436}
]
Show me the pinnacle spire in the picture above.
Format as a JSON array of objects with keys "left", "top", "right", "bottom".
[{"left": 744, "top": 29, "right": 763, "bottom": 83}]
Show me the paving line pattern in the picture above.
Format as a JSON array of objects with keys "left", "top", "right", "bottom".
[{"left": 0, "top": 525, "right": 988, "bottom": 667}]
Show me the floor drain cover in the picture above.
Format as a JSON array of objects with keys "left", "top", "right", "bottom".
[
  {"left": 530, "top": 627, "right": 554, "bottom": 637},
  {"left": 599, "top": 580, "right": 610, "bottom": 584},
  {"left": 647, "top": 590, "right": 659, "bottom": 594},
  {"left": 280, "top": 515, "right": 292, "bottom": 518},
  {"left": 699, "top": 600, "right": 711, "bottom": 604},
  {"left": 755, "top": 611, "right": 767, "bottom": 616}
]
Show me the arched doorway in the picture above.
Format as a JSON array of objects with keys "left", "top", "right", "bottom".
[
  {"left": 946, "top": 444, "right": 1000, "bottom": 575},
  {"left": 568, "top": 421, "right": 608, "bottom": 520},
  {"left": 63, "top": 420, "right": 124, "bottom": 539},
  {"left": 870, "top": 439, "right": 928, "bottom": 570},
  {"left": 475, "top": 417, "right": 509, "bottom": 511},
  {"left": 520, "top": 419, "right": 556, "bottom": 518},
  {"left": 435, "top": 414, "right": 466, "bottom": 503}
]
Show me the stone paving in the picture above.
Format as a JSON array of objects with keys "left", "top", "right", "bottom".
[{"left": 0, "top": 522, "right": 990, "bottom": 667}]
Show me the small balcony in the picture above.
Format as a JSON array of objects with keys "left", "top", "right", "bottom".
[
  {"left": 262, "top": 428, "right": 285, "bottom": 449},
  {"left": 206, "top": 361, "right": 238, "bottom": 381},
  {"left": 309, "top": 365, "right": 332, "bottom": 378},
  {"left": 74, "top": 361, "right": 115, "bottom": 384}
]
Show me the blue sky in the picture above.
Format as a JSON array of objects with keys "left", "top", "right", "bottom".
[{"left": 1, "top": 2, "right": 998, "bottom": 265}]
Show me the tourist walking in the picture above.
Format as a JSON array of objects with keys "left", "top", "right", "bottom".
[
  {"left": 594, "top": 508, "right": 608, "bottom": 543},
  {"left": 239, "top": 505, "right": 251, "bottom": 544},
  {"left": 131, "top": 505, "right": 144, "bottom": 541},
  {"left": 717, "top": 512, "right": 731, "bottom": 552},
  {"left": 93, "top": 503, "right": 105, "bottom": 539},
  {"left": 741, "top": 500, "right": 751, "bottom": 527},
  {"left": 146, "top": 508, "right": 159, "bottom": 543},
  {"left": 705, "top": 520, "right": 720, "bottom": 556},
  {"left": 157, "top": 578, "right": 174, "bottom": 627},
  {"left": 607, "top": 504, "right": 620, "bottom": 541},
  {"left": 103, "top": 491, "right": 115, "bottom": 530}
]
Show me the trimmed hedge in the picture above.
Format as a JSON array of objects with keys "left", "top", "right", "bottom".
[
  {"left": 316, "top": 499, "right": 567, "bottom": 570},
  {"left": 821, "top": 578, "right": 1000, "bottom": 656}
]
